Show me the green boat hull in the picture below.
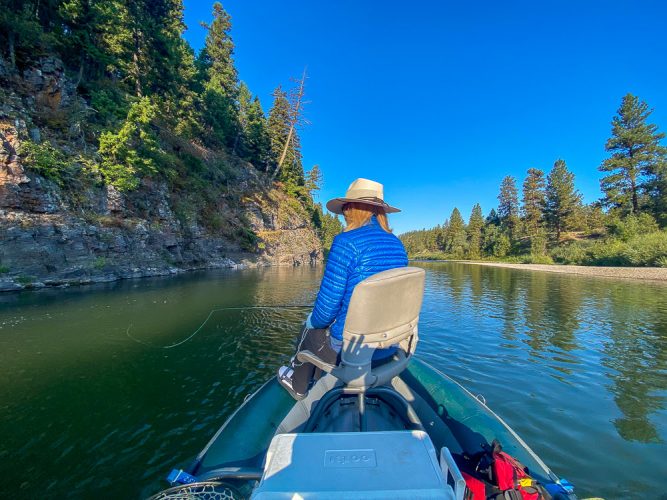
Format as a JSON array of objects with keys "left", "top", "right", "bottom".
[{"left": 184, "top": 358, "right": 574, "bottom": 498}]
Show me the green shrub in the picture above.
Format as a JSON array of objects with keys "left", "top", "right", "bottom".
[
  {"left": 550, "top": 230, "right": 667, "bottom": 267},
  {"left": 607, "top": 213, "right": 659, "bottom": 241},
  {"left": 90, "top": 88, "right": 130, "bottom": 125},
  {"left": 493, "top": 234, "right": 511, "bottom": 258},
  {"left": 585, "top": 239, "right": 630, "bottom": 266},
  {"left": 93, "top": 257, "right": 108, "bottom": 270},
  {"left": 19, "top": 140, "right": 71, "bottom": 185},
  {"left": 620, "top": 231, "right": 667, "bottom": 266},
  {"left": 550, "top": 241, "right": 589, "bottom": 265},
  {"left": 410, "top": 252, "right": 449, "bottom": 261},
  {"left": 0, "top": 265, "right": 9, "bottom": 274},
  {"left": 204, "top": 212, "right": 224, "bottom": 232},
  {"left": 530, "top": 229, "right": 548, "bottom": 257},
  {"left": 523, "top": 254, "right": 554, "bottom": 265},
  {"left": 492, "top": 255, "right": 524, "bottom": 264},
  {"left": 98, "top": 97, "right": 162, "bottom": 191},
  {"left": 236, "top": 226, "right": 259, "bottom": 252}
]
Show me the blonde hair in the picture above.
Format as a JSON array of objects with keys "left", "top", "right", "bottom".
[{"left": 343, "top": 202, "right": 392, "bottom": 232}]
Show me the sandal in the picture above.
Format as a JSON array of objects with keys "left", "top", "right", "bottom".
[{"left": 277, "top": 365, "right": 307, "bottom": 401}]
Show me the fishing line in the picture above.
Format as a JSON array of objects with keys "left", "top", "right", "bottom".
[{"left": 125, "top": 305, "right": 312, "bottom": 349}]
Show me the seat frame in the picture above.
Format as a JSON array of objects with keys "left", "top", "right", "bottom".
[{"left": 298, "top": 266, "right": 426, "bottom": 391}]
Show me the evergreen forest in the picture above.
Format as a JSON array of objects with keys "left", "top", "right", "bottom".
[
  {"left": 401, "top": 94, "right": 667, "bottom": 267},
  {"left": 3, "top": 2, "right": 665, "bottom": 267},
  {"left": 0, "top": 0, "right": 343, "bottom": 250}
]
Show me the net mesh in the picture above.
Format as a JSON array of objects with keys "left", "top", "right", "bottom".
[{"left": 149, "top": 481, "right": 239, "bottom": 500}]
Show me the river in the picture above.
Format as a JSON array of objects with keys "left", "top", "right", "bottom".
[{"left": 0, "top": 263, "right": 665, "bottom": 499}]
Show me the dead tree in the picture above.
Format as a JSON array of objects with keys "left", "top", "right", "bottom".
[{"left": 272, "top": 68, "right": 309, "bottom": 181}]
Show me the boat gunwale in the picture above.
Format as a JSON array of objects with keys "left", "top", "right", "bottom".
[
  {"left": 413, "top": 358, "right": 560, "bottom": 484},
  {"left": 188, "top": 377, "right": 275, "bottom": 474},
  {"left": 188, "top": 358, "right": 568, "bottom": 494}
]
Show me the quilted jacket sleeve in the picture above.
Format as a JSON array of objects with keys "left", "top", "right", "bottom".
[{"left": 310, "top": 235, "right": 356, "bottom": 329}]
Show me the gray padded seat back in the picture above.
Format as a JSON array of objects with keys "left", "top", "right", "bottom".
[
  {"left": 339, "top": 267, "right": 425, "bottom": 388},
  {"left": 343, "top": 266, "right": 425, "bottom": 348}
]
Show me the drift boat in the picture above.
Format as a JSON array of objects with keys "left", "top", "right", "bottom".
[{"left": 150, "top": 268, "right": 578, "bottom": 499}]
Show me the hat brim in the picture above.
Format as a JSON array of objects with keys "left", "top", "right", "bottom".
[{"left": 325, "top": 197, "right": 401, "bottom": 215}]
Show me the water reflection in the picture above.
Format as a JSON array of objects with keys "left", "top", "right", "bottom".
[
  {"left": 417, "top": 261, "right": 667, "bottom": 447},
  {"left": 598, "top": 283, "right": 667, "bottom": 443},
  {"left": 1, "top": 263, "right": 665, "bottom": 499}
]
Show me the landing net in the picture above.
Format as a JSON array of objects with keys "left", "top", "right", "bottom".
[{"left": 149, "top": 481, "right": 239, "bottom": 500}]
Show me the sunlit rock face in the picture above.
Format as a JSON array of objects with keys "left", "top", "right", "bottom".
[{"left": 0, "top": 57, "right": 322, "bottom": 292}]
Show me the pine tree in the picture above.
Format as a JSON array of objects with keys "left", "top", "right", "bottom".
[
  {"left": 482, "top": 224, "right": 509, "bottom": 257},
  {"left": 486, "top": 208, "right": 500, "bottom": 226},
  {"left": 58, "top": 0, "right": 107, "bottom": 84},
  {"left": 1, "top": 1, "right": 53, "bottom": 68},
  {"left": 467, "top": 203, "right": 484, "bottom": 259},
  {"left": 312, "top": 203, "right": 343, "bottom": 251},
  {"left": 648, "top": 168, "right": 667, "bottom": 225},
  {"left": 234, "top": 83, "right": 271, "bottom": 169},
  {"left": 599, "top": 93, "right": 667, "bottom": 215},
  {"left": 305, "top": 165, "right": 323, "bottom": 196},
  {"left": 199, "top": 2, "right": 237, "bottom": 96},
  {"left": 165, "top": 41, "right": 201, "bottom": 138},
  {"left": 242, "top": 96, "right": 271, "bottom": 170},
  {"left": 98, "top": 97, "right": 162, "bottom": 191},
  {"left": 497, "top": 176, "right": 519, "bottom": 240},
  {"left": 92, "top": 0, "right": 134, "bottom": 88},
  {"left": 199, "top": 1, "right": 239, "bottom": 148},
  {"left": 437, "top": 219, "right": 449, "bottom": 251},
  {"left": 142, "top": 0, "right": 191, "bottom": 95},
  {"left": 268, "top": 85, "right": 289, "bottom": 163},
  {"left": 530, "top": 228, "right": 547, "bottom": 257},
  {"left": 321, "top": 212, "right": 343, "bottom": 250},
  {"left": 545, "top": 159, "right": 582, "bottom": 241},
  {"left": 522, "top": 168, "right": 546, "bottom": 236},
  {"left": 446, "top": 208, "right": 467, "bottom": 258},
  {"left": 235, "top": 81, "right": 252, "bottom": 153},
  {"left": 90, "top": 0, "right": 192, "bottom": 99},
  {"left": 267, "top": 85, "right": 304, "bottom": 186}
]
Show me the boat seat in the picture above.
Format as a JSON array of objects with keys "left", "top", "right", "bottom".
[{"left": 299, "top": 266, "right": 425, "bottom": 390}]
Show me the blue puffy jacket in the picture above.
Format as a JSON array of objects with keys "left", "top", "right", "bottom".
[{"left": 311, "top": 216, "right": 408, "bottom": 340}]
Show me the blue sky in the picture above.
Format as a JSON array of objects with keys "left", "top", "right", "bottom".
[{"left": 182, "top": 1, "right": 667, "bottom": 234}]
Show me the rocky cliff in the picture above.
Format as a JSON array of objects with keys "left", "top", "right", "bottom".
[{"left": 0, "top": 57, "right": 322, "bottom": 292}]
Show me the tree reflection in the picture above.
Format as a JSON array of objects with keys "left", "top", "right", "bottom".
[
  {"left": 600, "top": 283, "right": 667, "bottom": 443},
  {"left": 413, "top": 262, "right": 667, "bottom": 444},
  {"left": 522, "top": 271, "right": 550, "bottom": 352}
]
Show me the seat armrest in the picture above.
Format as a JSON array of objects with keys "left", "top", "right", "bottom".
[
  {"left": 296, "top": 351, "right": 337, "bottom": 373},
  {"left": 370, "top": 349, "right": 410, "bottom": 387}
]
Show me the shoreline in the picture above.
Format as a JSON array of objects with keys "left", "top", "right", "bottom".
[
  {"left": 0, "top": 261, "right": 247, "bottom": 294},
  {"left": 413, "top": 259, "right": 667, "bottom": 282},
  {"left": 0, "top": 258, "right": 315, "bottom": 294}
]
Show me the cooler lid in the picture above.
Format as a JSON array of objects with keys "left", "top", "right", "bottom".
[{"left": 252, "top": 430, "right": 454, "bottom": 499}]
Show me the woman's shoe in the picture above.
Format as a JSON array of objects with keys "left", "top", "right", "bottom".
[{"left": 277, "top": 365, "right": 307, "bottom": 401}]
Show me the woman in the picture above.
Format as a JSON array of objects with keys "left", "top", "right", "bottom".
[{"left": 278, "top": 178, "right": 408, "bottom": 400}]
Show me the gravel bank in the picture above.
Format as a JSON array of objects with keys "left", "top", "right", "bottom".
[{"left": 460, "top": 261, "right": 667, "bottom": 282}]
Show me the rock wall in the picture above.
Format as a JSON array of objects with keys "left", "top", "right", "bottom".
[{"left": 0, "top": 58, "right": 322, "bottom": 292}]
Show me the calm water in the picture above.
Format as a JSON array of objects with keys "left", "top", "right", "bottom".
[{"left": 1, "top": 263, "right": 666, "bottom": 499}]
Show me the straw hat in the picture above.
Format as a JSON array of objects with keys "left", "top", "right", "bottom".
[{"left": 326, "top": 178, "right": 400, "bottom": 215}]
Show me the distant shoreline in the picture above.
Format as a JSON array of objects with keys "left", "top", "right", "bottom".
[{"left": 412, "top": 259, "right": 667, "bottom": 282}]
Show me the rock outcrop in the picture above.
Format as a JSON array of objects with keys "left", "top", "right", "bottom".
[{"left": 0, "top": 58, "right": 323, "bottom": 292}]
